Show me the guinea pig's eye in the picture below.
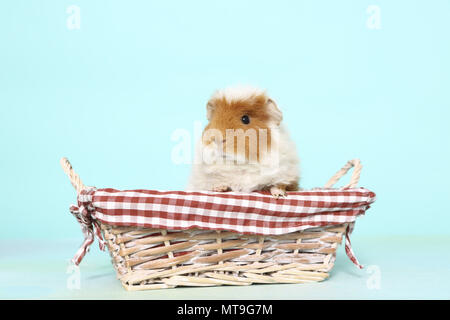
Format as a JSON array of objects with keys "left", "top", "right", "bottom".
[{"left": 241, "top": 115, "right": 250, "bottom": 125}]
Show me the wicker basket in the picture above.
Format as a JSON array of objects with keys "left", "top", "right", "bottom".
[{"left": 61, "top": 158, "right": 366, "bottom": 291}]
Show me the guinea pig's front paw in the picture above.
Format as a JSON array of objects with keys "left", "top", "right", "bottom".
[
  {"left": 211, "top": 185, "right": 230, "bottom": 192},
  {"left": 270, "top": 185, "right": 287, "bottom": 199}
]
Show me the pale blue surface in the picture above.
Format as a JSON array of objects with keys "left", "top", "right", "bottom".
[
  {"left": 1, "top": 236, "right": 450, "bottom": 299},
  {"left": 0, "top": 1, "right": 449, "bottom": 299}
]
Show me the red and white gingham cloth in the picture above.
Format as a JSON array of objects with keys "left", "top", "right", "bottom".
[{"left": 69, "top": 187, "right": 376, "bottom": 268}]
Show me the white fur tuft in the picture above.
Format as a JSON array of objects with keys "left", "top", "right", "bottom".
[{"left": 210, "top": 85, "right": 267, "bottom": 103}]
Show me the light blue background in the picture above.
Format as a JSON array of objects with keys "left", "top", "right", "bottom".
[{"left": 1, "top": 1, "right": 449, "bottom": 299}]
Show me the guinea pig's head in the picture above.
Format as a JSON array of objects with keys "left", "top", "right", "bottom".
[{"left": 202, "top": 86, "right": 283, "bottom": 164}]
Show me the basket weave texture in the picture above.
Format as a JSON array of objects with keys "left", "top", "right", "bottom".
[
  {"left": 102, "top": 224, "right": 346, "bottom": 290},
  {"left": 61, "top": 158, "right": 370, "bottom": 291}
]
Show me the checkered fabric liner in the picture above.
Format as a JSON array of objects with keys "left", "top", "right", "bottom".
[{"left": 69, "top": 187, "right": 376, "bottom": 267}]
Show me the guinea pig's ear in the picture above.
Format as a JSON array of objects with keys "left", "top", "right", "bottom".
[
  {"left": 266, "top": 98, "right": 283, "bottom": 126},
  {"left": 206, "top": 100, "right": 215, "bottom": 121}
]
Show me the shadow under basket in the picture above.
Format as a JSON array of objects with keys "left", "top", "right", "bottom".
[{"left": 61, "top": 158, "right": 375, "bottom": 291}]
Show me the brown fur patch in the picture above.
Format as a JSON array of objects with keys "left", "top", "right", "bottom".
[{"left": 204, "top": 93, "right": 275, "bottom": 162}]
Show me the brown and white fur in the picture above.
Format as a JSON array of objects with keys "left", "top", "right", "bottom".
[{"left": 187, "top": 86, "right": 300, "bottom": 198}]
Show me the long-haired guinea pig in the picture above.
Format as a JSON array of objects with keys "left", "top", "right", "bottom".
[{"left": 187, "top": 86, "right": 300, "bottom": 198}]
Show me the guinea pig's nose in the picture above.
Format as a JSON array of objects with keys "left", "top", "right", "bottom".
[{"left": 212, "top": 136, "right": 226, "bottom": 144}]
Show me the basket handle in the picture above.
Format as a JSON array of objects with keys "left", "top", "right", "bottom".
[
  {"left": 60, "top": 157, "right": 104, "bottom": 266},
  {"left": 324, "top": 159, "right": 362, "bottom": 189},
  {"left": 61, "top": 156, "right": 362, "bottom": 190},
  {"left": 60, "top": 157, "right": 86, "bottom": 194}
]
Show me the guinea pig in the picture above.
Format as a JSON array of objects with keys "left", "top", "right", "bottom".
[{"left": 187, "top": 86, "right": 300, "bottom": 198}]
